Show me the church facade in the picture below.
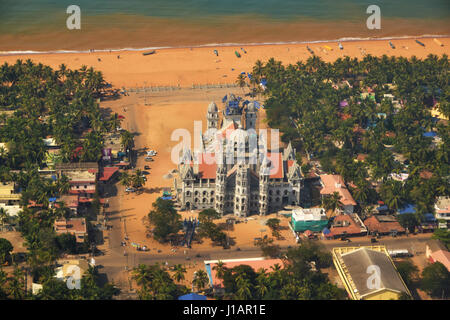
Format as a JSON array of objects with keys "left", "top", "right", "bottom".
[{"left": 173, "top": 94, "right": 303, "bottom": 217}]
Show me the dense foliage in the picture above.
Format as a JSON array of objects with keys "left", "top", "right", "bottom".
[{"left": 248, "top": 54, "right": 449, "bottom": 218}]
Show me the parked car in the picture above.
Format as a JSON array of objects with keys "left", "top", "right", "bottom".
[
  {"left": 144, "top": 165, "right": 150, "bottom": 170},
  {"left": 147, "top": 150, "right": 157, "bottom": 156},
  {"left": 145, "top": 157, "right": 154, "bottom": 162},
  {"left": 125, "top": 187, "right": 136, "bottom": 192}
]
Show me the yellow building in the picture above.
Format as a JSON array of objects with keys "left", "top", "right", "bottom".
[
  {"left": 0, "top": 182, "right": 21, "bottom": 216},
  {"left": 332, "top": 246, "right": 412, "bottom": 300},
  {"left": 431, "top": 105, "right": 449, "bottom": 121}
]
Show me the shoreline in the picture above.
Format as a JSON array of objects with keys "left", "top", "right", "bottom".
[
  {"left": 1, "top": 36, "right": 448, "bottom": 89},
  {"left": 1, "top": 34, "right": 448, "bottom": 56}
]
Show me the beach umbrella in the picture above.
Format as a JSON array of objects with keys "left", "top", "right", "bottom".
[{"left": 247, "top": 73, "right": 252, "bottom": 80}]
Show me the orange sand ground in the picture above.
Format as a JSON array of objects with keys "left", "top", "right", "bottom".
[{"left": 1, "top": 37, "right": 448, "bottom": 89}]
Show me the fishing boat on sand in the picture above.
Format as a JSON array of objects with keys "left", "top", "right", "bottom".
[
  {"left": 235, "top": 51, "right": 241, "bottom": 58},
  {"left": 306, "top": 46, "right": 314, "bottom": 55},
  {"left": 389, "top": 41, "right": 395, "bottom": 49},
  {"left": 415, "top": 40, "right": 425, "bottom": 47},
  {"left": 338, "top": 42, "right": 343, "bottom": 50},
  {"left": 433, "top": 38, "right": 443, "bottom": 47},
  {"left": 143, "top": 50, "right": 156, "bottom": 56},
  {"left": 214, "top": 49, "right": 218, "bottom": 56}
]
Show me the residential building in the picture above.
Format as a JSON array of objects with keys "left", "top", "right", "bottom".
[
  {"left": 435, "top": 196, "right": 450, "bottom": 227},
  {"left": 0, "top": 181, "right": 21, "bottom": 216},
  {"left": 364, "top": 215, "right": 405, "bottom": 236},
  {"left": 290, "top": 207, "right": 328, "bottom": 232},
  {"left": 425, "top": 240, "right": 450, "bottom": 272},
  {"left": 325, "top": 213, "right": 367, "bottom": 239},
  {"left": 332, "top": 246, "right": 412, "bottom": 300},
  {"left": 319, "top": 174, "right": 356, "bottom": 214},
  {"left": 54, "top": 218, "right": 88, "bottom": 243}
]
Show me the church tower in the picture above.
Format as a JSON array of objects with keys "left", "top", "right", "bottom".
[
  {"left": 207, "top": 102, "right": 219, "bottom": 130},
  {"left": 215, "top": 146, "right": 226, "bottom": 215},
  {"left": 258, "top": 156, "right": 270, "bottom": 215},
  {"left": 234, "top": 163, "right": 250, "bottom": 217},
  {"left": 245, "top": 102, "right": 258, "bottom": 131}
]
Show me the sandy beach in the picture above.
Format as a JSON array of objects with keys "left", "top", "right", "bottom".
[{"left": 1, "top": 37, "right": 449, "bottom": 89}]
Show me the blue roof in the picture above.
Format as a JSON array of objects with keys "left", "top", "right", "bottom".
[
  {"left": 322, "top": 227, "right": 331, "bottom": 235},
  {"left": 49, "top": 197, "right": 57, "bottom": 202},
  {"left": 423, "top": 131, "right": 437, "bottom": 138},
  {"left": 376, "top": 205, "right": 389, "bottom": 211},
  {"left": 424, "top": 213, "right": 437, "bottom": 222},
  {"left": 178, "top": 293, "right": 207, "bottom": 300},
  {"left": 398, "top": 204, "right": 416, "bottom": 215},
  {"left": 51, "top": 175, "right": 57, "bottom": 181}
]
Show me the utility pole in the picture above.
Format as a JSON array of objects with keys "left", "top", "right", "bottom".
[{"left": 144, "top": 81, "right": 148, "bottom": 106}]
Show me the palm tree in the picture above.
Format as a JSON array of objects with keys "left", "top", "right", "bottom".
[
  {"left": 131, "top": 170, "right": 146, "bottom": 189},
  {"left": 235, "top": 275, "right": 252, "bottom": 300},
  {"left": 192, "top": 270, "right": 209, "bottom": 292},
  {"left": 171, "top": 264, "right": 187, "bottom": 283},
  {"left": 236, "top": 73, "right": 247, "bottom": 93},
  {"left": 109, "top": 113, "right": 122, "bottom": 131},
  {"left": 322, "top": 192, "right": 344, "bottom": 216},
  {"left": 212, "top": 260, "right": 227, "bottom": 280},
  {"left": 56, "top": 174, "right": 71, "bottom": 195},
  {"left": 120, "top": 130, "right": 134, "bottom": 153},
  {"left": 120, "top": 172, "right": 131, "bottom": 188},
  {"left": 255, "top": 269, "right": 268, "bottom": 299}
]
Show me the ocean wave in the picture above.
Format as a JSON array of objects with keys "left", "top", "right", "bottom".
[{"left": 0, "top": 34, "right": 447, "bottom": 56}]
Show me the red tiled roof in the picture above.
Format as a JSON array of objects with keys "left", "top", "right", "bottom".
[
  {"left": 192, "top": 153, "right": 217, "bottom": 179},
  {"left": 419, "top": 170, "right": 433, "bottom": 179},
  {"left": 69, "top": 189, "right": 96, "bottom": 194},
  {"left": 363, "top": 215, "right": 405, "bottom": 234},
  {"left": 326, "top": 214, "right": 362, "bottom": 238},
  {"left": 320, "top": 174, "right": 356, "bottom": 206},
  {"left": 356, "top": 154, "right": 368, "bottom": 162},
  {"left": 99, "top": 166, "right": 119, "bottom": 181},
  {"left": 267, "top": 152, "right": 283, "bottom": 179},
  {"left": 59, "top": 195, "right": 79, "bottom": 208},
  {"left": 338, "top": 113, "right": 352, "bottom": 120},
  {"left": 27, "top": 200, "right": 44, "bottom": 208}
]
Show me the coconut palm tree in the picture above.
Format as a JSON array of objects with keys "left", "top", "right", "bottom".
[
  {"left": 192, "top": 270, "right": 209, "bottom": 292},
  {"left": 235, "top": 275, "right": 252, "bottom": 300},
  {"left": 120, "top": 172, "right": 131, "bottom": 188},
  {"left": 322, "top": 192, "right": 344, "bottom": 216},
  {"left": 171, "top": 264, "right": 187, "bottom": 283},
  {"left": 212, "top": 260, "right": 227, "bottom": 280}
]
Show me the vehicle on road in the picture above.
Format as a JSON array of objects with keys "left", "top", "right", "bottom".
[
  {"left": 145, "top": 157, "right": 154, "bottom": 162},
  {"left": 147, "top": 150, "right": 157, "bottom": 156},
  {"left": 125, "top": 187, "right": 136, "bottom": 192},
  {"left": 144, "top": 165, "right": 150, "bottom": 170}
]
